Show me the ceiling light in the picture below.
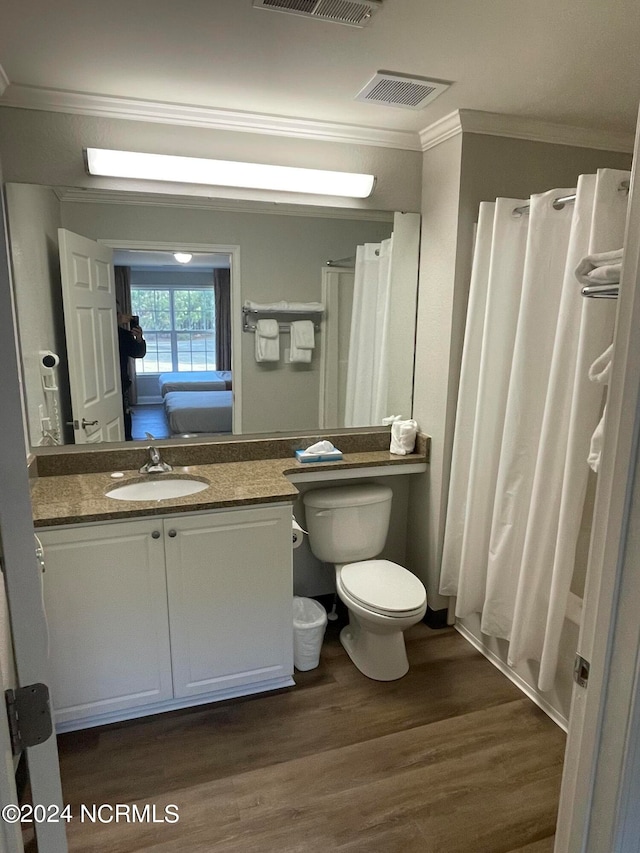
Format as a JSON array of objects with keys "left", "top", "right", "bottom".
[
  {"left": 174, "top": 253, "right": 193, "bottom": 264},
  {"left": 85, "top": 148, "right": 376, "bottom": 199}
]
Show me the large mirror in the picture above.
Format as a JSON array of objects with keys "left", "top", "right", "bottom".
[{"left": 5, "top": 183, "right": 419, "bottom": 448}]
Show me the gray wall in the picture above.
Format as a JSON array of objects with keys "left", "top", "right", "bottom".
[
  {"left": 5, "top": 184, "right": 71, "bottom": 445},
  {"left": 0, "top": 107, "right": 422, "bottom": 213}
]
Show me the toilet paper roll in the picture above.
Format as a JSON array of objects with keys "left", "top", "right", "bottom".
[{"left": 292, "top": 517, "right": 306, "bottom": 550}]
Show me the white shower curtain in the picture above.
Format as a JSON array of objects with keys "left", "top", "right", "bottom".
[
  {"left": 440, "top": 168, "right": 630, "bottom": 691},
  {"left": 344, "top": 237, "right": 393, "bottom": 426}
]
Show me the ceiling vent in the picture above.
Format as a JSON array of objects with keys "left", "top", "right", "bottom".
[
  {"left": 355, "top": 71, "right": 451, "bottom": 110},
  {"left": 253, "top": 0, "right": 382, "bottom": 27}
]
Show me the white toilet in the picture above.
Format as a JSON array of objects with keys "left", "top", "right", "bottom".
[{"left": 303, "top": 484, "right": 427, "bottom": 681}]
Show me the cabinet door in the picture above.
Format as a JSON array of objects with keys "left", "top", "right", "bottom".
[
  {"left": 165, "top": 505, "right": 293, "bottom": 698},
  {"left": 39, "top": 519, "right": 172, "bottom": 725}
]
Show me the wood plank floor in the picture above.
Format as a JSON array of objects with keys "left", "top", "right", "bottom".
[
  {"left": 53, "top": 621, "right": 565, "bottom": 852},
  {"left": 130, "top": 404, "right": 170, "bottom": 441}
]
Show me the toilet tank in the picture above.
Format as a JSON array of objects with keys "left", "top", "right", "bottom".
[{"left": 303, "top": 484, "right": 393, "bottom": 564}]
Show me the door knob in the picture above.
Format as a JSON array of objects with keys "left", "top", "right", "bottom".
[
  {"left": 151, "top": 531, "right": 161, "bottom": 539},
  {"left": 168, "top": 529, "right": 177, "bottom": 538}
]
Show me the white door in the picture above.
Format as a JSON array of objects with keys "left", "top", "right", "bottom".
[
  {"left": 164, "top": 506, "right": 293, "bottom": 699},
  {"left": 319, "top": 266, "right": 355, "bottom": 428},
  {"left": 1, "top": 189, "right": 66, "bottom": 849},
  {"left": 556, "top": 114, "right": 640, "bottom": 851},
  {"left": 58, "top": 229, "right": 123, "bottom": 444},
  {"left": 39, "top": 520, "right": 173, "bottom": 729}
]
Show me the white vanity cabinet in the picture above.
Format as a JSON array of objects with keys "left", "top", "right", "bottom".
[{"left": 38, "top": 503, "right": 294, "bottom": 730}]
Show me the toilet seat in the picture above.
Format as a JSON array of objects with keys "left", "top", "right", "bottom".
[{"left": 339, "top": 560, "right": 426, "bottom": 618}]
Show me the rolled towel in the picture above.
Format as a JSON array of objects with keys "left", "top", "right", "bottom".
[
  {"left": 390, "top": 419, "right": 418, "bottom": 456},
  {"left": 575, "top": 249, "right": 623, "bottom": 286},
  {"left": 255, "top": 319, "right": 280, "bottom": 362},
  {"left": 290, "top": 320, "right": 315, "bottom": 363}
]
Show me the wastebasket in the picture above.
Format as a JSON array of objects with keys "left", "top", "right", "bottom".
[{"left": 293, "top": 596, "right": 328, "bottom": 671}]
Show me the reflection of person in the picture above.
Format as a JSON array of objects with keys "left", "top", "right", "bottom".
[{"left": 117, "top": 312, "right": 146, "bottom": 440}]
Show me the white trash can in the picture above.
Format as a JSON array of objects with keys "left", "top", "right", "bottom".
[{"left": 293, "top": 596, "right": 328, "bottom": 671}]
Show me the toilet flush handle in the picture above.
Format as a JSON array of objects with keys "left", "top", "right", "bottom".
[{"left": 314, "top": 510, "right": 331, "bottom": 516}]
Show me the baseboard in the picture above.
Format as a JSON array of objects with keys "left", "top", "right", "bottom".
[
  {"left": 455, "top": 622, "right": 569, "bottom": 732},
  {"left": 424, "top": 606, "right": 449, "bottom": 629}
]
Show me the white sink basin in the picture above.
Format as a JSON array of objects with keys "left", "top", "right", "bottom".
[{"left": 106, "top": 478, "right": 209, "bottom": 502}]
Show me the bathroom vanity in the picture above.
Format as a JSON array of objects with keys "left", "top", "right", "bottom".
[
  {"left": 30, "top": 433, "right": 428, "bottom": 731},
  {"left": 37, "top": 504, "right": 293, "bottom": 731}
]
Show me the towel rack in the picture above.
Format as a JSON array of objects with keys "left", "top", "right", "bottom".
[
  {"left": 242, "top": 305, "right": 324, "bottom": 333},
  {"left": 581, "top": 284, "right": 619, "bottom": 300}
]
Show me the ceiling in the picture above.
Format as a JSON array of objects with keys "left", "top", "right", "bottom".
[{"left": 1, "top": 0, "right": 639, "bottom": 145}]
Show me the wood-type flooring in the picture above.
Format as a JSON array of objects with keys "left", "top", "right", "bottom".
[{"left": 52, "top": 620, "right": 566, "bottom": 852}]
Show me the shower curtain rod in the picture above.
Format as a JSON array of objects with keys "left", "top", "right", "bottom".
[
  {"left": 326, "top": 247, "right": 381, "bottom": 267},
  {"left": 512, "top": 179, "right": 630, "bottom": 217}
]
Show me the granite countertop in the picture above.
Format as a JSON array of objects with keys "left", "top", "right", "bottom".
[{"left": 30, "top": 450, "right": 427, "bottom": 527}]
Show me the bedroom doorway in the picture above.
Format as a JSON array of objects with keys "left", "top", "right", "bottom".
[{"left": 102, "top": 240, "right": 242, "bottom": 436}]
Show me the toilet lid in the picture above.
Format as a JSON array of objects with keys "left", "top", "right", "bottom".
[{"left": 340, "top": 560, "right": 426, "bottom": 614}]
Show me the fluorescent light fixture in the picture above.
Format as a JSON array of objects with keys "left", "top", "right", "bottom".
[
  {"left": 174, "top": 253, "right": 193, "bottom": 264},
  {"left": 85, "top": 148, "right": 375, "bottom": 199}
]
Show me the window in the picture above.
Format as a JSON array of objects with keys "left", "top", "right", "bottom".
[{"left": 131, "top": 286, "right": 216, "bottom": 373}]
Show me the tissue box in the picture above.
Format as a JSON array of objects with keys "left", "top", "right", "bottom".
[{"left": 295, "top": 449, "right": 343, "bottom": 463}]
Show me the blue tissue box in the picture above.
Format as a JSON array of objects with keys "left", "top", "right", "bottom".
[{"left": 295, "top": 449, "right": 343, "bottom": 463}]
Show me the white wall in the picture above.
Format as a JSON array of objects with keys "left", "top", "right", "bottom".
[
  {"left": 60, "top": 198, "right": 393, "bottom": 434},
  {"left": 0, "top": 107, "right": 422, "bottom": 213}
]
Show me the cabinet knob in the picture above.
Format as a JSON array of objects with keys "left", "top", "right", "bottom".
[
  {"left": 168, "top": 529, "right": 177, "bottom": 538},
  {"left": 151, "top": 530, "right": 161, "bottom": 539}
]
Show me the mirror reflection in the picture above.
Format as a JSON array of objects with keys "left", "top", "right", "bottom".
[{"left": 6, "top": 183, "right": 419, "bottom": 448}]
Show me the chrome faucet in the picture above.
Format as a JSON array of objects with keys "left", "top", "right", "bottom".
[{"left": 139, "top": 445, "right": 173, "bottom": 474}]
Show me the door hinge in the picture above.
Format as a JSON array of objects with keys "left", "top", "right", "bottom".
[
  {"left": 574, "top": 654, "right": 590, "bottom": 688},
  {"left": 5, "top": 684, "right": 53, "bottom": 755}
]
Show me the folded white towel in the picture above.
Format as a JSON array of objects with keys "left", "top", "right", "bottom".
[
  {"left": 255, "top": 319, "right": 280, "bottom": 362},
  {"left": 390, "top": 419, "right": 418, "bottom": 456},
  {"left": 575, "top": 249, "right": 623, "bottom": 286},
  {"left": 290, "top": 320, "right": 315, "bottom": 363},
  {"left": 587, "top": 342, "right": 614, "bottom": 473},
  {"left": 256, "top": 319, "right": 279, "bottom": 339}
]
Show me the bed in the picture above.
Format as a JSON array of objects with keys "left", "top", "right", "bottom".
[
  {"left": 158, "top": 370, "right": 232, "bottom": 396},
  {"left": 163, "top": 390, "right": 233, "bottom": 435}
]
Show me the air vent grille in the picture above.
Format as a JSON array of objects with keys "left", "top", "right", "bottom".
[
  {"left": 356, "top": 71, "right": 451, "bottom": 110},
  {"left": 254, "top": 0, "right": 381, "bottom": 27}
]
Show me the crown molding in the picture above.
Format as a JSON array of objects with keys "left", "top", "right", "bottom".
[
  {"left": 418, "top": 111, "right": 464, "bottom": 151},
  {"left": 53, "top": 187, "right": 395, "bottom": 221},
  {"left": 420, "top": 108, "right": 635, "bottom": 153},
  {"left": 0, "top": 66, "right": 9, "bottom": 99},
  {"left": 0, "top": 84, "right": 422, "bottom": 151}
]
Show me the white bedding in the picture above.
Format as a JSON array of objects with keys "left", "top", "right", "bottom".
[
  {"left": 163, "top": 390, "right": 233, "bottom": 435},
  {"left": 158, "top": 371, "right": 232, "bottom": 396}
]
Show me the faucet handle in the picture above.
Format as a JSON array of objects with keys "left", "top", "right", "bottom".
[{"left": 145, "top": 431, "right": 155, "bottom": 440}]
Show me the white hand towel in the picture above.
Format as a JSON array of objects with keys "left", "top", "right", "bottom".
[
  {"left": 587, "top": 342, "right": 614, "bottom": 472},
  {"left": 390, "top": 419, "right": 418, "bottom": 456},
  {"left": 290, "top": 320, "right": 315, "bottom": 364},
  {"left": 575, "top": 249, "right": 623, "bottom": 285},
  {"left": 255, "top": 319, "right": 280, "bottom": 362}
]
